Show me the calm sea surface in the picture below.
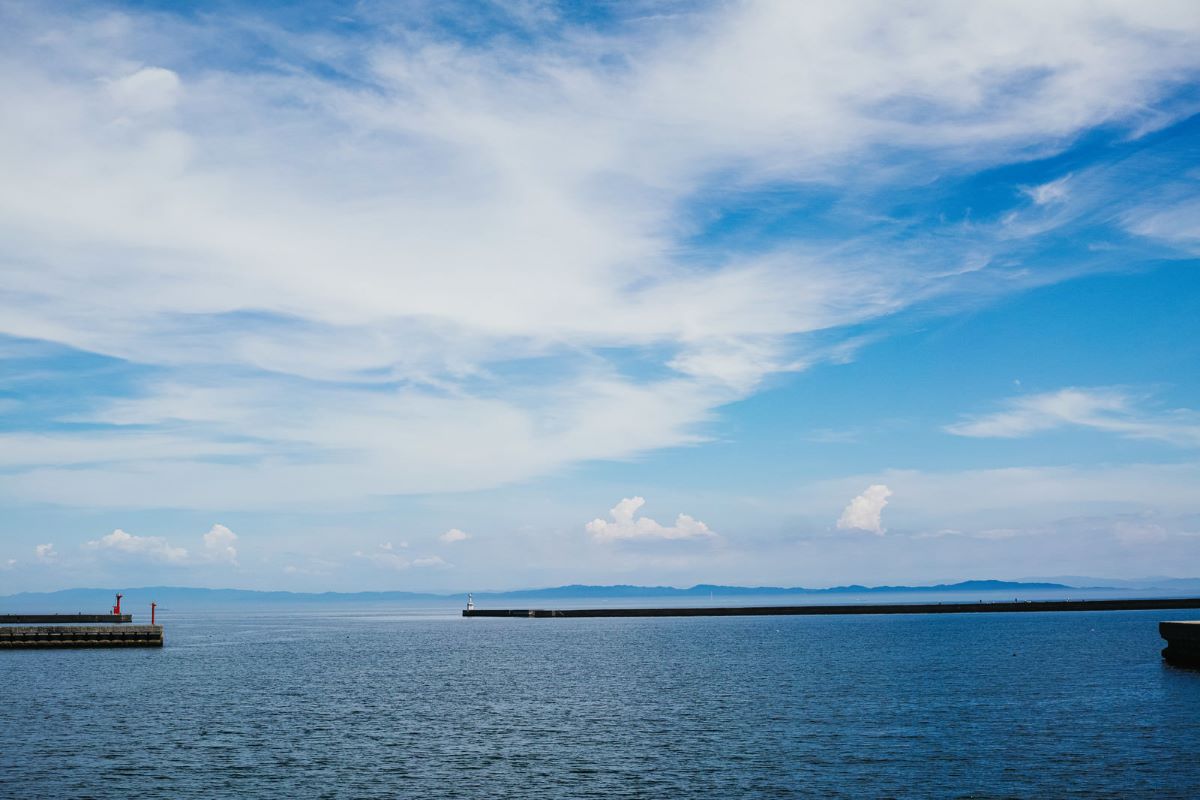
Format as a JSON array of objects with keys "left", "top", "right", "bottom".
[{"left": 4, "top": 607, "right": 1199, "bottom": 798}]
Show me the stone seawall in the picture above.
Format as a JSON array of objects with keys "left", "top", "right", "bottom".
[
  {"left": 0, "top": 625, "right": 163, "bottom": 648},
  {"left": 464, "top": 597, "right": 1200, "bottom": 618},
  {"left": 0, "top": 614, "right": 132, "bottom": 624}
]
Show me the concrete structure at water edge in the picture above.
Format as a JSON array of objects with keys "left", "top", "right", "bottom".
[
  {"left": 463, "top": 597, "right": 1200, "bottom": 618},
  {"left": 0, "top": 625, "right": 163, "bottom": 649},
  {"left": 0, "top": 614, "right": 131, "bottom": 624},
  {"left": 1160, "top": 621, "right": 1200, "bottom": 667},
  {"left": 0, "top": 592, "right": 163, "bottom": 649}
]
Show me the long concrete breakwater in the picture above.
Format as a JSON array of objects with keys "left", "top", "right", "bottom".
[
  {"left": 0, "top": 625, "right": 163, "bottom": 648},
  {"left": 463, "top": 597, "right": 1200, "bottom": 618},
  {"left": 0, "top": 614, "right": 132, "bottom": 624}
]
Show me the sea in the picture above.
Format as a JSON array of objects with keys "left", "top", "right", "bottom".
[{"left": 3, "top": 600, "right": 1199, "bottom": 798}]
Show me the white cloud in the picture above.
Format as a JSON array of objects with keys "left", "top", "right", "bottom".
[
  {"left": 439, "top": 528, "right": 470, "bottom": 543},
  {"left": 836, "top": 484, "right": 893, "bottom": 535},
  {"left": 802, "top": 463, "right": 1200, "bottom": 532},
  {"left": 1125, "top": 197, "right": 1200, "bottom": 248},
  {"left": 946, "top": 387, "right": 1200, "bottom": 446},
  {"left": 586, "top": 497, "right": 715, "bottom": 542},
  {"left": 80, "top": 524, "right": 239, "bottom": 565},
  {"left": 106, "top": 66, "right": 181, "bottom": 116},
  {"left": 34, "top": 543, "right": 57, "bottom": 562},
  {"left": 282, "top": 558, "right": 340, "bottom": 576},
  {"left": 354, "top": 543, "right": 448, "bottom": 570},
  {"left": 0, "top": 375, "right": 726, "bottom": 507},
  {"left": 0, "top": 432, "right": 261, "bottom": 467},
  {"left": 354, "top": 544, "right": 409, "bottom": 571},
  {"left": 1021, "top": 175, "right": 1071, "bottom": 205},
  {"left": 85, "top": 529, "right": 190, "bottom": 563},
  {"left": 0, "top": 4, "right": 1197, "bottom": 511},
  {"left": 1, "top": 558, "right": 15, "bottom": 570},
  {"left": 201, "top": 523, "right": 238, "bottom": 565}
]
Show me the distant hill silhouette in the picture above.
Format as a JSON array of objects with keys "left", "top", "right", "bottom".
[{"left": 0, "top": 579, "right": 1103, "bottom": 613}]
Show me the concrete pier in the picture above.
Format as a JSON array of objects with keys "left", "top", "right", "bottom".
[
  {"left": 0, "top": 614, "right": 131, "bottom": 624},
  {"left": 464, "top": 597, "right": 1200, "bottom": 618},
  {"left": 1160, "top": 621, "right": 1200, "bottom": 667},
  {"left": 0, "top": 625, "right": 163, "bottom": 648}
]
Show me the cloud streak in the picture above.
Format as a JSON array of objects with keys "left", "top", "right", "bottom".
[
  {"left": 946, "top": 388, "right": 1200, "bottom": 446},
  {"left": 355, "top": 542, "right": 450, "bottom": 571},
  {"left": 0, "top": 3, "right": 1198, "bottom": 511}
]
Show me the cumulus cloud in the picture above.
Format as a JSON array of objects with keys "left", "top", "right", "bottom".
[
  {"left": 837, "top": 485, "right": 893, "bottom": 535},
  {"left": 412, "top": 555, "right": 449, "bottom": 568},
  {"left": 82, "top": 524, "right": 240, "bottom": 565},
  {"left": 439, "top": 528, "right": 470, "bottom": 543},
  {"left": 85, "top": 529, "right": 190, "bottom": 563},
  {"left": 946, "top": 388, "right": 1200, "bottom": 446},
  {"left": 799, "top": 463, "right": 1200, "bottom": 537},
  {"left": 201, "top": 523, "right": 238, "bottom": 564},
  {"left": 586, "top": 497, "right": 715, "bottom": 542},
  {"left": 34, "top": 543, "right": 57, "bottom": 562}
]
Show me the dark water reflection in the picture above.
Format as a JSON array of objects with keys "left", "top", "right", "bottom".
[{"left": 4, "top": 608, "right": 1199, "bottom": 798}]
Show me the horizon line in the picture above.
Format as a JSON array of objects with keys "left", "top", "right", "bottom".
[{"left": 11, "top": 577, "right": 1194, "bottom": 600}]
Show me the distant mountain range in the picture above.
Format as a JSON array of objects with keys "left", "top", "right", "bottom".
[
  {"left": 4, "top": 578, "right": 1177, "bottom": 613},
  {"left": 480, "top": 579, "right": 1076, "bottom": 598},
  {"left": 1024, "top": 576, "right": 1200, "bottom": 592}
]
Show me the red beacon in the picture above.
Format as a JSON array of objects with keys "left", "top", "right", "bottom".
[{"left": 111, "top": 593, "right": 123, "bottom": 616}]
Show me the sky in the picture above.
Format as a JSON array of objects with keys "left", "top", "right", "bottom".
[{"left": 1, "top": 0, "right": 1199, "bottom": 594}]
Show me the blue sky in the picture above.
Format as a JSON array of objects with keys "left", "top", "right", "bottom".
[{"left": 1, "top": 0, "right": 1199, "bottom": 592}]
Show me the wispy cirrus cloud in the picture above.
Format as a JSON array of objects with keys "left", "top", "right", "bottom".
[
  {"left": 354, "top": 542, "right": 450, "bottom": 571},
  {"left": 0, "top": 1, "right": 1198, "bottom": 512},
  {"left": 945, "top": 387, "right": 1200, "bottom": 446},
  {"left": 1021, "top": 175, "right": 1072, "bottom": 206}
]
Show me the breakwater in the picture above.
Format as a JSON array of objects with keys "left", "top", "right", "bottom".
[
  {"left": 1160, "top": 621, "right": 1200, "bottom": 667},
  {"left": 0, "top": 614, "right": 132, "bottom": 624},
  {"left": 463, "top": 597, "right": 1200, "bottom": 618},
  {"left": 0, "top": 625, "right": 163, "bottom": 648}
]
